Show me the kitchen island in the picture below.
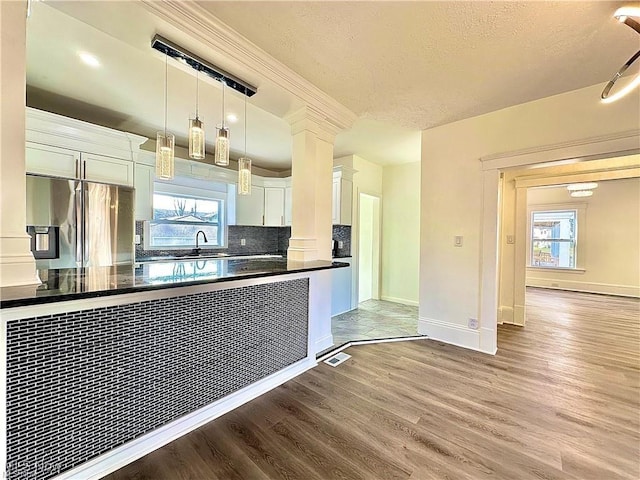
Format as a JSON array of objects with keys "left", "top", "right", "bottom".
[{"left": 1, "top": 257, "right": 345, "bottom": 480}]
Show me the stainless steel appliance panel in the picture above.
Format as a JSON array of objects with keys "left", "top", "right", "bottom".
[
  {"left": 26, "top": 175, "right": 79, "bottom": 269},
  {"left": 26, "top": 174, "right": 134, "bottom": 268},
  {"left": 83, "top": 182, "right": 134, "bottom": 266}
]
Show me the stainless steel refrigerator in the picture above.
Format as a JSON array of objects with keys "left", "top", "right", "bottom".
[{"left": 26, "top": 174, "right": 134, "bottom": 269}]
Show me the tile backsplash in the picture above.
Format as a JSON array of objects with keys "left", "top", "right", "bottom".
[{"left": 135, "top": 222, "right": 350, "bottom": 259}]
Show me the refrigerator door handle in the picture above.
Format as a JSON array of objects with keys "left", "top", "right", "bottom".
[{"left": 75, "top": 182, "right": 83, "bottom": 265}]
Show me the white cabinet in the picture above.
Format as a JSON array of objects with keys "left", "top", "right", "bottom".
[
  {"left": 83, "top": 153, "right": 134, "bottom": 186},
  {"left": 331, "top": 258, "right": 353, "bottom": 316},
  {"left": 332, "top": 169, "right": 353, "bottom": 225},
  {"left": 264, "top": 187, "right": 285, "bottom": 226},
  {"left": 26, "top": 144, "right": 134, "bottom": 186},
  {"left": 284, "top": 186, "right": 292, "bottom": 226},
  {"left": 236, "top": 185, "right": 265, "bottom": 226},
  {"left": 26, "top": 143, "right": 78, "bottom": 178},
  {"left": 134, "top": 163, "right": 155, "bottom": 221}
]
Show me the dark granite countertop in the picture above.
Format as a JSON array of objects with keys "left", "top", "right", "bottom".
[{"left": 0, "top": 257, "right": 348, "bottom": 308}]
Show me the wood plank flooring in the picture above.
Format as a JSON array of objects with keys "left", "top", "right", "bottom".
[{"left": 105, "top": 288, "right": 640, "bottom": 479}]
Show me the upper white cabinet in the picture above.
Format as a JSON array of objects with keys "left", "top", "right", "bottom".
[
  {"left": 134, "top": 163, "right": 155, "bottom": 221},
  {"left": 24, "top": 108, "right": 147, "bottom": 187},
  {"left": 26, "top": 143, "right": 134, "bottom": 186},
  {"left": 83, "top": 153, "right": 134, "bottom": 186},
  {"left": 234, "top": 177, "right": 291, "bottom": 227},
  {"left": 25, "top": 143, "right": 79, "bottom": 178},
  {"left": 264, "top": 187, "right": 285, "bottom": 226},
  {"left": 332, "top": 166, "right": 354, "bottom": 225},
  {"left": 236, "top": 184, "right": 265, "bottom": 226}
]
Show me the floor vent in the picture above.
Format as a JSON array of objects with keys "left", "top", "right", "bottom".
[{"left": 323, "top": 352, "right": 351, "bottom": 367}]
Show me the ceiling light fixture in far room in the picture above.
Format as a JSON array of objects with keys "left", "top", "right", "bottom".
[
  {"left": 226, "top": 114, "right": 238, "bottom": 123},
  {"left": 237, "top": 88, "right": 252, "bottom": 196},
  {"left": 156, "top": 53, "right": 175, "bottom": 180},
  {"left": 566, "top": 182, "right": 599, "bottom": 191},
  {"left": 188, "top": 69, "right": 205, "bottom": 160},
  {"left": 601, "top": 6, "right": 640, "bottom": 103},
  {"left": 214, "top": 81, "right": 230, "bottom": 167},
  {"left": 78, "top": 52, "right": 100, "bottom": 68},
  {"left": 570, "top": 190, "right": 594, "bottom": 198}
]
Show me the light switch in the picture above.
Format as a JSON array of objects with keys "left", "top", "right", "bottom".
[
  {"left": 454, "top": 235, "right": 463, "bottom": 247},
  {"left": 134, "top": 234, "right": 141, "bottom": 245},
  {"left": 240, "top": 238, "right": 246, "bottom": 246}
]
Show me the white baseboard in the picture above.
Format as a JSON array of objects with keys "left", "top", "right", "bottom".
[
  {"left": 418, "top": 317, "right": 495, "bottom": 354},
  {"left": 51, "top": 357, "right": 316, "bottom": 480},
  {"left": 380, "top": 295, "right": 419, "bottom": 307},
  {"left": 526, "top": 278, "right": 640, "bottom": 298},
  {"left": 498, "top": 306, "right": 514, "bottom": 324},
  {"left": 513, "top": 304, "right": 525, "bottom": 326},
  {"left": 314, "top": 334, "right": 334, "bottom": 354}
]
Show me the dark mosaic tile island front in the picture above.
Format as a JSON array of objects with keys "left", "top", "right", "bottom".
[{"left": 5, "top": 279, "right": 310, "bottom": 480}]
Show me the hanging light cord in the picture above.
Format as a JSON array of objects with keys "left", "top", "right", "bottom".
[
  {"left": 195, "top": 69, "right": 199, "bottom": 119},
  {"left": 164, "top": 53, "right": 168, "bottom": 136},
  {"left": 221, "top": 81, "right": 226, "bottom": 128},
  {"left": 244, "top": 88, "right": 248, "bottom": 156}
]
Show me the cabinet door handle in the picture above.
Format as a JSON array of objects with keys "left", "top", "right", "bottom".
[
  {"left": 75, "top": 158, "right": 80, "bottom": 179},
  {"left": 281, "top": 215, "right": 284, "bottom": 226},
  {"left": 82, "top": 160, "right": 87, "bottom": 179},
  {"left": 262, "top": 215, "right": 265, "bottom": 226}
]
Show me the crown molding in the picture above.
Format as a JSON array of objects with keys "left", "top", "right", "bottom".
[
  {"left": 140, "top": 0, "right": 357, "bottom": 132},
  {"left": 26, "top": 107, "right": 148, "bottom": 159},
  {"left": 480, "top": 129, "right": 640, "bottom": 171}
]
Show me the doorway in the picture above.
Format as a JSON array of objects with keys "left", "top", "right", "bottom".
[{"left": 358, "top": 193, "right": 380, "bottom": 303}]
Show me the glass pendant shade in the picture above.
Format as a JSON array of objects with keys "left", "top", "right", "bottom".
[
  {"left": 156, "top": 132, "right": 175, "bottom": 180},
  {"left": 188, "top": 117, "right": 205, "bottom": 160},
  {"left": 214, "top": 127, "right": 230, "bottom": 166},
  {"left": 570, "top": 190, "right": 593, "bottom": 198},
  {"left": 238, "top": 157, "right": 252, "bottom": 195}
]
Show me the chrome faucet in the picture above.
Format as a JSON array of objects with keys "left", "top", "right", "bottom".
[{"left": 194, "top": 230, "right": 208, "bottom": 254}]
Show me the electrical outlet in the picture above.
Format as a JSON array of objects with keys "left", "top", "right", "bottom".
[
  {"left": 506, "top": 235, "right": 515, "bottom": 244},
  {"left": 468, "top": 318, "right": 478, "bottom": 329},
  {"left": 454, "top": 236, "right": 463, "bottom": 247},
  {"left": 240, "top": 238, "right": 246, "bottom": 246},
  {"left": 338, "top": 241, "right": 344, "bottom": 248},
  {"left": 134, "top": 234, "right": 141, "bottom": 245}
]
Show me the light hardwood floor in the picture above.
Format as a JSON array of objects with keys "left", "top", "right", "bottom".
[{"left": 105, "top": 288, "right": 640, "bottom": 479}]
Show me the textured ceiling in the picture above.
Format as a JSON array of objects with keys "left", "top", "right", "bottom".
[
  {"left": 25, "top": 1, "right": 640, "bottom": 170},
  {"left": 201, "top": 1, "right": 639, "bottom": 130}
]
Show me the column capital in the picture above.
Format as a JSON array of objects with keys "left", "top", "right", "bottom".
[{"left": 285, "top": 105, "right": 346, "bottom": 143}]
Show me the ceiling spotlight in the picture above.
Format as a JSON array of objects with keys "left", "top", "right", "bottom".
[
  {"left": 78, "top": 52, "right": 100, "bottom": 68},
  {"left": 566, "top": 182, "right": 598, "bottom": 191},
  {"left": 570, "top": 190, "right": 594, "bottom": 198}
]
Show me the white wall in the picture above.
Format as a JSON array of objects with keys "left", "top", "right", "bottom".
[
  {"left": 420, "top": 82, "right": 640, "bottom": 353},
  {"left": 381, "top": 162, "right": 420, "bottom": 305},
  {"left": 525, "top": 178, "right": 640, "bottom": 297}
]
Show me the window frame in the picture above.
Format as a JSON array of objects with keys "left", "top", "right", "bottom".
[
  {"left": 144, "top": 176, "right": 229, "bottom": 251},
  {"left": 527, "top": 203, "right": 587, "bottom": 271}
]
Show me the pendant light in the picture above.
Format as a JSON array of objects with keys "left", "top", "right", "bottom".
[
  {"left": 188, "top": 69, "right": 205, "bottom": 159},
  {"left": 238, "top": 88, "right": 252, "bottom": 195},
  {"left": 214, "top": 81, "right": 230, "bottom": 166},
  {"left": 156, "top": 53, "right": 175, "bottom": 180}
]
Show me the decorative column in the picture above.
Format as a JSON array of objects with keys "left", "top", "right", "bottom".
[
  {"left": 286, "top": 107, "right": 341, "bottom": 262},
  {"left": 0, "top": 0, "right": 39, "bottom": 289}
]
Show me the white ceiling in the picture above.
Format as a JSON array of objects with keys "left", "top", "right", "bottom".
[{"left": 26, "top": 1, "right": 639, "bottom": 171}]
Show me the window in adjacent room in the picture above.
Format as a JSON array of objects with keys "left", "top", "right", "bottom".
[{"left": 530, "top": 209, "right": 577, "bottom": 268}]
